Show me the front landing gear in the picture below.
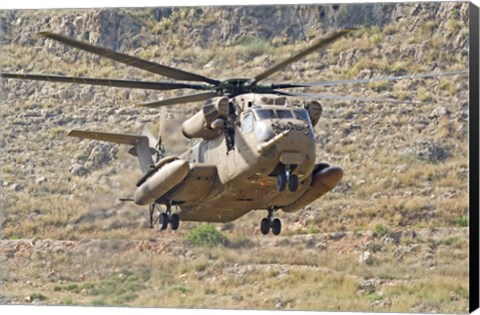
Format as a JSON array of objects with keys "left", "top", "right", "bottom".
[
  {"left": 260, "top": 207, "right": 282, "bottom": 235},
  {"left": 276, "top": 164, "right": 299, "bottom": 192},
  {"left": 149, "top": 202, "right": 180, "bottom": 231}
]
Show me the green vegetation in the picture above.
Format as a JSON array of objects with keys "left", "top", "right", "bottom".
[
  {"left": 47, "top": 271, "right": 149, "bottom": 306},
  {"left": 167, "top": 284, "right": 191, "bottom": 294},
  {"left": 374, "top": 223, "right": 389, "bottom": 237},
  {"left": 307, "top": 226, "right": 319, "bottom": 234},
  {"left": 439, "top": 235, "right": 465, "bottom": 248},
  {"left": 455, "top": 215, "right": 468, "bottom": 227},
  {"left": 64, "top": 284, "right": 80, "bottom": 293},
  {"left": 91, "top": 299, "right": 108, "bottom": 306},
  {"left": 365, "top": 293, "right": 383, "bottom": 302},
  {"left": 236, "top": 37, "right": 271, "bottom": 59},
  {"left": 186, "top": 224, "right": 227, "bottom": 247},
  {"left": 30, "top": 293, "right": 47, "bottom": 301},
  {"left": 61, "top": 297, "right": 74, "bottom": 305}
]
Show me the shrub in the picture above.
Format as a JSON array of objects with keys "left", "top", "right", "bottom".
[
  {"left": 61, "top": 297, "right": 74, "bottom": 305},
  {"left": 65, "top": 284, "right": 80, "bottom": 293},
  {"left": 167, "top": 284, "right": 190, "bottom": 294},
  {"left": 439, "top": 236, "right": 464, "bottom": 248},
  {"left": 455, "top": 215, "right": 468, "bottom": 227},
  {"left": 113, "top": 291, "right": 138, "bottom": 304},
  {"left": 91, "top": 298, "right": 107, "bottom": 306},
  {"left": 81, "top": 282, "right": 95, "bottom": 290},
  {"left": 374, "top": 223, "right": 389, "bottom": 237},
  {"left": 307, "top": 226, "right": 319, "bottom": 234},
  {"left": 365, "top": 293, "right": 383, "bottom": 302},
  {"left": 186, "top": 223, "right": 227, "bottom": 247},
  {"left": 85, "top": 271, "right": 146, "bottom": 305},
  {"left": 30, "top": 293, "right": 47, "bottom": 301}
]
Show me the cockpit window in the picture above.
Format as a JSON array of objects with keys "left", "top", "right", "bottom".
[
  {"left": 295, "top": 109, "right": 311, "bottom": 123},
  {"left": 253, "top": 108, "right": 312, "bottom": 122},
  {"left": 241, "top": 113, "right": 253, "bottom": 134},
  {"left": 277, "top": 109, "right": 294, "bottom": 119},
  {"left": 254, "top": 109, "right": 274, "bottom": 120}
]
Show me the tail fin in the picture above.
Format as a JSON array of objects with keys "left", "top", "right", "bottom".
[{"left": 68, "top": 130, "right": 154, "bottom": 173}]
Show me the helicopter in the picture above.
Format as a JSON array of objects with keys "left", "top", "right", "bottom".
[{"left": 1, "top": 29, "right": 466, "bottom": 235}]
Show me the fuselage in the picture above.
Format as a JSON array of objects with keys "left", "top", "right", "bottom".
[{"left": 174, "top": 105, "right": 317, "bottom": 222}]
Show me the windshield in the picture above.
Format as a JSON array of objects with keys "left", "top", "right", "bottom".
[
  {"left": 250, "top": 108, "right": 314, "bottom": 142},
  {"left": 277, "top": 109, "right": 294, "bottom": 119},
  {"left": 255, "top": 109, "right": 274, "bottom": 120},
  {"left": 241, "top": 113, "right": 253, "bottom": 134},
  {"left": 253, "top": 108, "right": 311, "bottom": 122},
  {"left": 295, "top": 109, "right": 311, "bottom": 123}
]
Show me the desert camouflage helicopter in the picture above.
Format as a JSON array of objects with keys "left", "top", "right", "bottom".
[{"left": 1, "top": 30, "right": 466, "bottom": 235}]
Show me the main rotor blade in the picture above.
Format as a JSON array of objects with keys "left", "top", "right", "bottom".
[
  {"left": 138, "top": 91, "right": 219, "bottom": 107},
  {"left": 276, "top": 91, "right": 421, "bottom": 104},
  {"left": 1, "top": 72, "right": 208, "bottom": 91},
  {"left": 252, "top": 29, "right": 353, "bottom": 84},
  {"left": 297, "top": 70, "right": 468, "bottom": 88},
  {"left": 38, "top": 32, "right": 220, "bottom": 85}
]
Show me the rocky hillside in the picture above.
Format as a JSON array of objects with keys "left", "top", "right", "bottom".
[
  {"left": 0, "top": 2, "right": 470, "bottom": 312},
  {"left": 2, "top": 3, "right": 462, "bottom": 49}
]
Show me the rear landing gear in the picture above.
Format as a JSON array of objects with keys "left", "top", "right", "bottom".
[
  {"left": 149, "top": 202, "right": 180, "bottom": 231},
  {"left": 260, "top": 207, "right": 282, "bottom": 235},
  {"left": 159, "top": 213, "right": 169, "bottom": 230},
  {"left": 170, "top": 213, "right": 180, "bottom": 231}
]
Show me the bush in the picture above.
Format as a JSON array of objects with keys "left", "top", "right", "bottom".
[
  {"left": 61, "top": 297, "right": 74, "bottom": 305},
  {"left": 30, "top": 293, "right": 47, "bottom": 301},
  {"left": 374, "top": 223, "right": 389, "bottom": 237},
  {"left": 455, "top": 215, "right": 468, "bottom": 227},
  {"left": 113, "top": 291, "right": 138, "bottom": 304},
  {"left": 186, "top": 223, "right": 227, "bottom": 247},
  {"left": 91, "top": 298, "right": 107, "bottom": 306},
  {"left": 167, "top": 284, "right": 190, "bottom": 294},
  {"left": 307, "top": 226, "right": 319, "bottom": 234},
  {"left": 65, "top": 284, "right": 80, "bottom": 293}
]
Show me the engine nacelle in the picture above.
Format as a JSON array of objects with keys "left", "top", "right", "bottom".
[
  {"left": 134, "top": 159, "right": 190, "bottom": 205},
  {"left": 303, "top": 100, "right": 322, "bottom": 126},
  {"left": 182, "top": 96, "right": 229, "bottom": 139},
  {"left": 282, "top": 165, "right": 343, "bottom": 213}
]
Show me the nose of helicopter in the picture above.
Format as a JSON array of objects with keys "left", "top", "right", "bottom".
[
  {"left": 257, "top": 126, "right": 314, "bottom": 154},
  {"left": 256, "top": 125, "right": 316, "bottom": 176}
]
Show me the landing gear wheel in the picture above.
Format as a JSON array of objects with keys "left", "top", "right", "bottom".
[
  {"left": 170, "top": 213, "right": 180, "bottom": 231},
  {"left": 288, "top": 175, "right": 299, "bottom": 192},
  {"left": 260, "top": 218, "right": 270, "bottom": 235},
  {"left": 160, "top": 213, "right": 169, "bottom": 230},
  {"left": 277, "top": 173, "right": 287, "bottom": 192},
  {"left": 271, "top": 218, "right": 282, "bottom": 235}
]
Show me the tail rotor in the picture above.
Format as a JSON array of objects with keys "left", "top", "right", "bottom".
[
  {"left": 142, "top": 107, "right": 167, "bottom": 162},
  {"left": 156, "top": 107, "right": 167, "bottom": 161}
]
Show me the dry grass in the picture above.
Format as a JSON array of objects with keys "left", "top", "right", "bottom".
[{"left": 1, "top": 226, "right": 469, "bottom": 311}]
